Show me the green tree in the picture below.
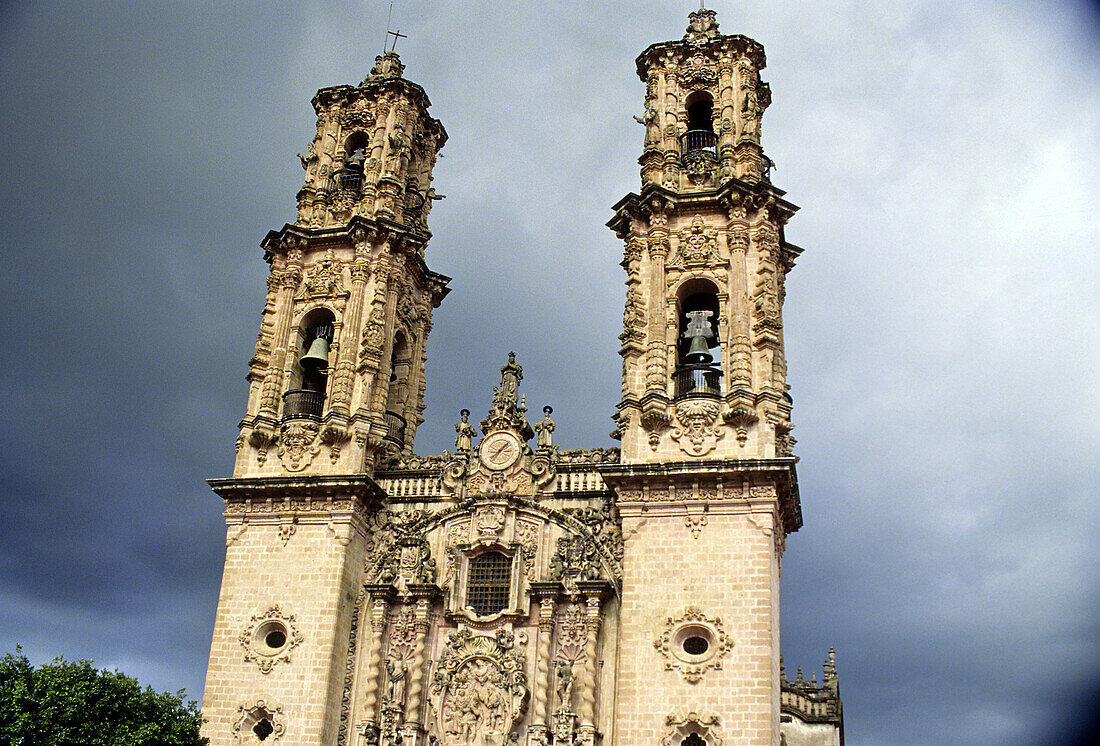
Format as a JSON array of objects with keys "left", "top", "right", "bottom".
[{"left": 0, "top": 648, "right": 207, "bottom": 745}]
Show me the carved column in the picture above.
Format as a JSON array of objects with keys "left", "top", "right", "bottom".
[
  {"left": 359, "top": 587, "right": 393, "bottom": 735},
  {"left": 258, "top": 248, "right": 301, "bottom": 419},
  {"left": 529, "top": 592, "right": 558, "bottom": 744},
  {"left": 577, "top": 593, "right": 602, "bottom": 737},
  {"left": 402, "top": 594, "right": 433, "bottom": 734},
  {"left": 645, "top": 215, "right": 670, "bottom": 395},
  {"left": 331, "top": 232, "right": 372, "bottom": 420},
  {"left": 726, "top": 215, "right": 752, "bottom": 393}
]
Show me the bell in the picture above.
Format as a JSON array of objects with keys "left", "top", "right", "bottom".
[
  {"left": 685, "top": 334, "right": 713, "bottom": 364},
  {"left": 300, "top": 335, "right": 330, "bottom": 369}
]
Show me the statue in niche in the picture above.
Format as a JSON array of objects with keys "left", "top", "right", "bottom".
[
  {"left": 554, "top": 660, "right": 575, "bottom": 711},
  {"left": 386, "top": 655, "right": 407, "bottom": 705}
]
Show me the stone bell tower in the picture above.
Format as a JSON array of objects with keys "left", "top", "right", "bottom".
[
  {"left": 602, "top": 8, "right": 804, "bottom": 745},
  {"left": 202, "top": 50, "right": 450, "bottom": 744}
]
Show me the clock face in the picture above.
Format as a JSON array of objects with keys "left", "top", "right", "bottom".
[{"left": 480, "top": 432, "right": 521, "bottom": 470}]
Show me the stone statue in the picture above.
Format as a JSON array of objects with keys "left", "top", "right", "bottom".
[
  {"left": 454, "top": 409, "right": 475, "bottom": 452},
  {"left": 386, "top": 655, "right": 407, "bottom": 705},
  {"left": 535, "top": 406, "right": 555, "bottom": 449},
  {"left": 554, "top": 660, "right": 575, "bottom": 710}
]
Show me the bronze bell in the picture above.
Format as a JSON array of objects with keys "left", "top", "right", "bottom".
[
  {"left": 685, "top": 334, "right": 713, "bottom": 364},
  {"left": 300, "top": 335, "right": 330, "bottom": 369}
]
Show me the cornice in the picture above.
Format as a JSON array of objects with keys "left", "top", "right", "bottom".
[{"left": 208, "top": 473, "right": 387, "bottom": 504}]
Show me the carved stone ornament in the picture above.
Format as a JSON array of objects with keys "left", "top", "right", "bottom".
[
  {"left": 620, "top": 286, "right": 646, "bottom": 345},
  {"left": 663, "top": 711, "right": 723, "bottom": 746},
  {"left": 430, "top": 627, "right": 529, "bottom": 746},
  {"left": 683, "top": 149, "right": 717, "bottom": 185},
  {"left": 340, "top": 99, "right": 376, "bottom": 129},
  {"left": 376, "top": 535, "right": 436, "bottom": 589},
  {"left": 233, "top": 698, "right": 286, "bottom": 743},
  {"left": 654, "top": 607, "right": 732, "bottom": 683},
  {"left": 676, "top": 214, "right": 718, "bottom": 265},
  {"left": 670, "top": 399, "right": 723, "bottom": 456},
  {"left": 239, "top": 606, "right": 304, "bottom": 674},
  {"left": 359, "top": 306, "right": 387, "bottom": 369},
  {"left": 278, "top": 420, "right": 321, "bottom": 471},
  {"left": 300, "top": 248, "right": 345, "bottom": 298},
  {"left": 677, "top": 54, "right": 718, "bottom": 89},
  {"left": 475, "top": 505, "right": 507, "bottom": 540}
]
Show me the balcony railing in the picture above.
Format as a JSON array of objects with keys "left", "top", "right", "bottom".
[
  {"left": 334, "top": 169, "right": 363, "bottom": 193},
  {"left": 383, "top": 410, "right": 407, "bottom": 447},
  {"left": 282, "top": 389, "right": 325, "bottom": 421},
  {"left": 673, "top": 364, "right": 721, "bottom": 400},
  {"left": 680, "top": 129, "right": 717, "bottom": 154}
]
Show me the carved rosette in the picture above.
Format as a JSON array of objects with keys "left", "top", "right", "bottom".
[
  {"left": 431, "top": 627, "right": 529, "bottom": 745},
  {"left": 670, "top": 399, "right": 722, "bottom": 456},
  {"left": 654, "top": 607, "right": 732, "bottom": 683}
]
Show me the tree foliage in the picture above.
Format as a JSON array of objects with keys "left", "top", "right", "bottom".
[{"left": 0, "top": 649, "right": 207, "bottom": 746}]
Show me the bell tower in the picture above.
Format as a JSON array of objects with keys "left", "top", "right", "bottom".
[
  {"left": 238, "top": 49, "right": 449, "bottom": 479},
  {"left": 202, "top": 50, "right": 450, "bottom": 744},
  {"left": 602, "top": 8, "right": 804, "bottom": 745}
]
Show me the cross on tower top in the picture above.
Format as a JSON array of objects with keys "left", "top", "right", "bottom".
[{"left": 386, "top": 29, "right": 407, "bottom": 53}]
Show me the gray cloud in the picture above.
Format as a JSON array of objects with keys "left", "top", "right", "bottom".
[{"left": 0, "top": 1, "right": 1097, "bottom": 744}]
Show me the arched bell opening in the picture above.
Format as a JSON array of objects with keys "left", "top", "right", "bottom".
[
  {"left": 674, "top": 279, "right": 721, "bottom": 400},
  {"left": 335, "top": 131, "right": 370, "bottom": 192},
  {"left": 682, "top": 92, "right": 717, "bottom": 154},
  {"left": 383, "top": 329, "right": 412, "bottom": 448},
  {"left": 283, "top": 307, "right": 335, "bottom": 421}
]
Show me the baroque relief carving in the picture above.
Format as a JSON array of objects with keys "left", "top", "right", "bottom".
[
  {"left": 670, "top": 399, "right": 723, "bottom": 456},
  {"left": 277, "top": 421, "right": 321, "bottom": 471},
  {"left": 430, "top": 627, "right": 529, "bottom": 746},
  {"left": 677, "top": 54, "right": 718, "bottom": 89},
  {"left": 299, "top": 248, "right": 345, "bottom": 298},
  {"left": 674, "top": 215, "right": 719, "bottom": 266}
]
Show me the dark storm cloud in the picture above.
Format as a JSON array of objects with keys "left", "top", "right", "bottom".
[{"left": 0, "top": 2, "right": 1097, "bottom": 744}]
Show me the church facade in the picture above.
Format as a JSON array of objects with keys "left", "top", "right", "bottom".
[{"left": 201, "top": 9, "right": 843, "bottom": 746}]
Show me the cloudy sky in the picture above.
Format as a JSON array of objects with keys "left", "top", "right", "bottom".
[{"left": 1, "top": 1, "right": 1098, "bottom": 744}]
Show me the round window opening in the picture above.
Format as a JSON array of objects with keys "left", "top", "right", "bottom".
[
  {"left": 682, "top": 635, "right": 709, "bottom": 656},
  {"left": 255, "top": 621, "right": 289, "bottom": 653},
  {"left": 671, "top": 623, "right": 718, "bottom": 663}
]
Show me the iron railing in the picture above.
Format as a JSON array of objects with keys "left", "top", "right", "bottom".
[
  {"left": 383, "top": 410, "right": 407, "bottom": 447},
  {"left": 680, "top": 129, "right": 718, "bottom": 154},
  {"left": 673, "top": 364, "right": 721, "bottom": 399},
  {"left": 334, "top": 169, "right": 363, "bottom": 192},
  {"left": 282, "top": 389, "right": 325, "bottom": 420}
]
